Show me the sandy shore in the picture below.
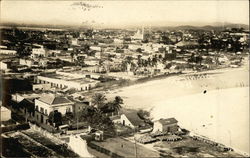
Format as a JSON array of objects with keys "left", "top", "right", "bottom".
[
  {"left": 107, "top": 60, "right": 249, "bottom": 155},
  {"left": 151, "top": 87, "right": 249, "bottom": 155}
]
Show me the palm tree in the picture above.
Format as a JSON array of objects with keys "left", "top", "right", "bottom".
[
  {"left": 109, "top": 96, "right": 123, "bottom": 115},
  {"left": 92, "top": 93, "right": 107, "bottom": 109}
]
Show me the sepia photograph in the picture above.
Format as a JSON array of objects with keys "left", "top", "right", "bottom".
[{"left": 0, "top": 0, "right": 249, "bottom": 157}]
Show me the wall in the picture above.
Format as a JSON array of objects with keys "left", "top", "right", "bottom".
[
  {"left": 35, "top": 99, "right": 52, "bottom": 115},
  {"left": 120, "top": 114, "right": 135, "bottom": 128},
  {"left": 32, "top": 84, "right": 51, "bottom": 91},
  {"left": 19, "top": 59, "right": 33, "bottom": 67},
  {"left": 35, "top": 99, "right": 73, "bottom": 115},
  {"left": 0, "top": 62, "right": 8, "bottom": 70},
  {"left": 68, "top": 135, "right": 94, "bottom": 157},
  {"left": 0, "top": 49, "right": 17, "bottom": 55},
  {"left": 162, "top": 123, "right": 178, "bottom": 133},
  {"left": 1, "top": 107, "right": 11, "bottom": 121},
  {"left": 153, "top": 122, "right": 163, "bottom": 132},
  {"left": 37, "top": 76, "right": 90, "bottom": 91}
]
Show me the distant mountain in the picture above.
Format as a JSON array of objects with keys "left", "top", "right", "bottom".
[
  {"left": 151, "top": 23, "right": 249, "bottom": 31},
  {"left": 1, "top": 21, "right": 249, "bottom": 31}
]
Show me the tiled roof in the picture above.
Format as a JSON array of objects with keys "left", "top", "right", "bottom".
[
  {"left": 38, "top": 94, "right": 71, "bottom": 105},
  {"left": 157, "top": 118, "right": 178, "bottom": 125},
  {"left": 109, "top": 115, "right": 120, "bottom": 121},
  {"left": 123, "top": 112, "right": 144, "bottom": 126}
]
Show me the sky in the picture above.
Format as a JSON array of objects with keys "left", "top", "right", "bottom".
[{"left": 1, "top": 0, "right": 249, "bottom": 28}]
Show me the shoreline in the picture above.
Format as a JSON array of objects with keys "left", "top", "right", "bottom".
[
  {"left": 106, "top": 59, "right": 249, "bottom": 94},
  {"left": 106, "top": 62, "right": 249, "bottom": 155}
]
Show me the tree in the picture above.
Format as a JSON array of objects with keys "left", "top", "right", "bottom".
[
  {"left": 48, "top": 110, "right": 62, "bottom": 128},
  {"left": 137, "top": 55, "right": 142, "bottom": 67},
  {"left": 147, "top": 57, "right": 152, "bottom": 66},
  {"left": 195, "top": 55, "right": 203, "bottom": 65},
  {"left": 92, "top": 93, "right": 107, "bottom": 109},
  {"left": 108, "top": 96, "right": 123, "bottom": 115},
  {"left": 62, "top": 112, "right": 74, "bottom": 123},
  {"left": 137, "top": 109, "right": 150, "bottom": 120},
  {"left": 136, "top": 48, "right": 142, "bottom": 53}
]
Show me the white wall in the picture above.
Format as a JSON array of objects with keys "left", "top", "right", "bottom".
[
  {"left": 0, "top": 49, "right": 17, "bottom": 55},
  {"left": 0, "top": 62, "right": 8, "bottom": 70},
  {"left": 1, "top": 107, "right": 11, "bottom": 121},
  {"left": 153, "top": 121, "right": 163, "bottom": 132},
  {"left": 120, "top": 114, "right": 135, "bottom": 128},
  {"left": 35, "top": 99, "right": 73, "bottom": 115},
  {"left": 32, "top": 84, "right": 51, "bottom": 91},
  {"left": 20, "top": 59, "right": 34, "bottom": 67},
  {"left": 37, "top": 76, "right": 90, "bottom": 91}
]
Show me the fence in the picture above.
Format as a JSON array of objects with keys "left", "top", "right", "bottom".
[{"left": 28, "top": 123, "right": 65, "bottom": 144}]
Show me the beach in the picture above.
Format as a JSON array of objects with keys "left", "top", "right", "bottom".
[{"left": 107, "top": 60, "right": 249, "bottom": 155}]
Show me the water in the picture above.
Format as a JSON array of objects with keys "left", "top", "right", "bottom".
[{"left": 107, "top": 65, "right": 249, "bottom": 155}]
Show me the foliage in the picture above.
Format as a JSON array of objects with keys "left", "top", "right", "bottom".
[
  {"left": 92, "top": 93, "right": 107, "bottom": 109},
  {"left": 137, "top": 109, "right": 150, "bottom": 120},
  {"left": 80, "top": 105, "right": 114, "bottom": 131},
  {"left": 48, "top": 110, "right": 63, "bottom": 128}
]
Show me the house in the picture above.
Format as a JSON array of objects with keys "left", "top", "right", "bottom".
[
  {"left": 90, "top": 46, "right": 102, "bottom": 52},
  {"left": 109, "top": 115, "right": 121, "bottom": 124},
  {"left": 0, "top": 61, "right": 11, "bottom": 70},
  {"left": 34, "top": 94, "right": 73, "bottom": 124},
  {"left": 0, "top": 49, "right": 17, "bottom": 55},
  {"left": 19, "top": 58, "right": 34, "bottom": 67},
  {"left": 35, "top": 72, "right": 98, "bottom": 91},
  {"left": 1, "top": 106, "right": 11, "bottom": 121},
  {"left": 120, "top": 112, "right": 145, "bottom": 129},
  {"left": 11, "top": 92, "right": 42, "bottom": 103},
  {"left": 32, "top": 83, "right": 51, "bottom": 91},
  {"left": 31, "top": 46, "right": 47, "bottom": 58},
  {"left": 18, "top": 98, "right": 35, "bottom": 117},
  {"left": 0, "top": 60, "right": 18, "bottom": 70},
  {"left": 153, "top": 118, "right": 178, "bottom": 133}
]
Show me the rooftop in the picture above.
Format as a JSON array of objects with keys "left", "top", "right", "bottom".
[
  {"left": 38, "top": 94, "right": 72, "bottom": 105},
  {"left": 156, "top": 118, "right": 178, "bottom": 125},
  {"left": 122, "top": 111, "right": 144, "bottom": 126},
  {"left": 39, "top": 72, "right": 97, "bottom": 84}
]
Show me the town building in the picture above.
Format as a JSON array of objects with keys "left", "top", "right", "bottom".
[
  {"left": 131, "top": 28, "right": 145, "bottom": 40},
  {"left": 1, "top": 106, "right": 11, "bottom": 121},
  {"left": 120, "top": 112, "right": 145, "bottom": 129},
  {"left": 32, "top": 83, "right": 51, "bottom": 91},
  {"left": 31, "top": 46, "right": 47, "bottom": 58},
  {"left": 0, "top": 60, "right": 18, "bottom": 70},
  {"left": 35, "top": 71, "right": 99, "bottom": 91},
  {"left": 34, "top": 94, "right": 74, "bottom": 123},
  {"left": 90, "top": 46, "right": 102, "bottom": 52},
  {"left": 0, "top": 49, "right": 17, "bottom": 55},
  {"left": 19, "top": 58, "right": 35, "bottom": 67},
  {"left": 153, "top": 118, "right": 178, "bottom": 133}
]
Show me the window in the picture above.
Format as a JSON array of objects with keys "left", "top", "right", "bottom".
[
  {"left": 66, "top": 107, "right": 71, "bottom": 113},
  {"left": 40, "top": 107, "right": 44, "bottom": 114},
  {"left": 35, "top": 106, "right": 38, "bottom": 111},
  {"left": 45, "top": 109, "right": 47, "bottom": 115}
]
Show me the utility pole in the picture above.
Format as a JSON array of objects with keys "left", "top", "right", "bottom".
[
  {"left": 134, "top": 129, "right": 138, "bottom": 158},
  {"left": 77, "top": 112, "right": 79, "bottom": 132}
]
